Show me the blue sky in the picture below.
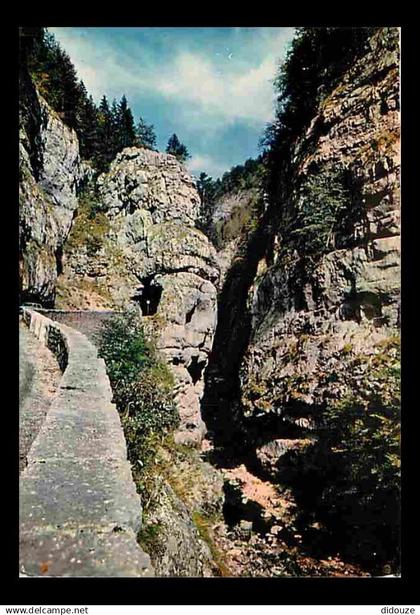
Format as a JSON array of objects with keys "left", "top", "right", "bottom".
[{"left": 49, "top": 27, "right": 295, "bottom": 179}]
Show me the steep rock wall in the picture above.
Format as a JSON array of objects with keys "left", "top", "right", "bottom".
[
  {"left": 238, "top": 28, "right": 400, "bottom": 453},
  {"left": 19, "top": 72, "right": 86, "bottom": 306}
]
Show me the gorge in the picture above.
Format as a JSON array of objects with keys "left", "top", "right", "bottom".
[{"left": 19, "top": 26, "right": 400, "bottom": 577}]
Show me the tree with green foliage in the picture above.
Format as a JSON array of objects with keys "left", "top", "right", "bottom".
[
  {"left": 115, "top": 95, "right": 137, "bottom": 151},
  {"left": 136, "top": 117, "right": 157, "bottom": 150},
  {"left": 20, "top": 27, "right": 154, "bottom": 172},
  {"left": 19, "top": 26, "right": 44, "bottom": 66},
  {"left": 98, "top": 94, "right": 111, "bottom": 119},
  {"left": 166, "top": 133, "right": 190, "bottom": 162},
  {"left": 25, "top": 29, "right": 82, "bottom": 129},
  {"left": 95, "top": 95, "right": 114, "bottom": 171},
  {"left": 196, "top": 172, "right": 214, "bottom": 202},
  {"left": 196, "top": 172, "right": 217, "bottom": 234},
  {"left": 109, "top": 98, "right": 121, "bottom": 156},
  {"left": 287, "top": 168, "right": 354, "bottom": 257},
  {"left": 264, "top": 27, "right": 374, "bottom": 151},
  {"left": 259, "top": 28, "right": 376, "bottom": 261},
  {"left": 76, "top": 86, "right": 101, "bottom": 161},
  {"left": 59, "top": 48, "right": 82, "bottom": 128}
]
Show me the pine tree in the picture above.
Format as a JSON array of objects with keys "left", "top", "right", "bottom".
[
  {"left": 19, "top": 27, "right": 44, "bottom": 66},
  {"left": 21, "top": 28, "right": 162, "bottom": 172},
  {"left": 77, "top": 89, "right": 100, "bottom": 161},
  {"left": 166, "top": 133, "right": 190, "bottom": 163},
  {"left": 96, "top": 95, "right": 113, "bottom": 170},
  {"left": 196, "top": 172, "right": 217, "bottom": 233},
  {"left": 26, "top": 30, "right": 63, "bottom": 109},
  {"left": 98, "top": 95, "right": 111, "bottom": 123},
  {"left": 136, "top": 117, "right": 157, "bottom": 150},
  {"left": 197, "top": 172, "right": 215, "bottom": 202},
  {"left": 109, "top": 98, "right": 120, "bottom": 156},
  {"left": 55, "top": 48, "right": 81, "bottom": 129},
  {"left": 116, "top": 95, "right": 136, "bottom": 151}
]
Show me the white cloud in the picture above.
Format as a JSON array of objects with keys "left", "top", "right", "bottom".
[
  {"left": 48, "top": 27, "right": 295, "bottom": 177},
  {"left": 187, "top": 154, "right": 227, "bottom": 178},
  {"left": 48, "top": 28, "right": 140, "bottom": 101},
  {"left": 50, "top": 27, "right": 294, "bottom": 128},
  {"left": 153, "top": 51, "right": 275, "bottom": 125}
]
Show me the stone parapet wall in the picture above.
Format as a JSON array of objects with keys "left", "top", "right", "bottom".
[
  {"left": 30, "top": 308, "right": 117, "bottom": 345},
  {"left": 20, "top": 308, "right": 153, "bottom": 577}
]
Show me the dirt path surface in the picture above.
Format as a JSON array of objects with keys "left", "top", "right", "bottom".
[
  {"left": 199, "top": 439, "right": 370, "bottom": 577},
  {"left": 19, "top": 321, "right": 62, "bottom": 473},
  {"left": 211, "top": 461, "right": 370, "bottom": 577}
]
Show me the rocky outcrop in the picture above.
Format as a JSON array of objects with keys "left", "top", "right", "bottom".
[
  {"left": 197, "top": 28, "right": 400, "bottom": 577},
  {"left": 97, "top": 148, "right": 200, "bottom": 224},
  {"left": 59, "top": 147, "right": 219, "bottom": 445},
  {"left": 238, "top": 28, "right": 400, "bottom": 445},
  {"left": 19, "top": 73, "right": 86, "bottom": 306},
  {"left": 141, "top": 481, "right": 214, "bottom": 577},
  {"left": 137, "top": 439, "right": 225, "bottom": 577}
]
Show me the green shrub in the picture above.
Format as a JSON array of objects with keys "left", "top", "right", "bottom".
[
  {"left": 263, "top": 27, "right": 377, "bottom": 151},
  {"left": 99, "top": 308, "right": 154, "bottom": 383},
  {"left": 98, "top": 308, "right": 179, "bottom": 470},
  {"left": 117, "top": 370, "right": 178, "bottom": 466},
  {"left": 287, "top": 168, "right": 354, "bottom": 257}
]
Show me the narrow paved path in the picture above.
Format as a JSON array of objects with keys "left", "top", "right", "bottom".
[{"left": 19, "top": 321, "right": 62, "bottom": 473}]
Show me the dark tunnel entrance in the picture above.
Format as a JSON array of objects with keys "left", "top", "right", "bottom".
[
  {"left": 132, "top": 277, "right": 163, "bottom": 316},
  {"left": 187, "top": 355, "right": 207, "bottom": 385}
]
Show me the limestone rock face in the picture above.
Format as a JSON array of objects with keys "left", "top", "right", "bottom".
[
  {"left": 238, "top": 29, "right": 400, "bottom": 440},
  {"left": 141, "top": 481, "right": 214, "bottom": 577},
  {"left": 97, "top": 147, "right": 200, "bottom": 225},
  {"left": 60, "top": 147, "right": 219, "bottom": 445},
  {"left": 19, "top": 76, "right": 84, "bottom": 306}
]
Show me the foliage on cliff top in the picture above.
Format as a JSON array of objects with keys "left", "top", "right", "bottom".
[
  {"left": 19, "top": 27, "right": 160, "bottom": 172},
  {"left": 284, "top": 166, "right": 363, "bottom": 258},
  {"left": 263, "top": 27, "right": 377, "bottom": 155},
  {"left": 197, "top": 156, "right": 266, "bottom": 246},
  {"left": 198, "top": 156, "right": 265, "bottom": 210},
  {"left": 166, "top": 133, "right": 190, "bottom": 163}
]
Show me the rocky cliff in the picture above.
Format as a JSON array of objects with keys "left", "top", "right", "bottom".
[
  {"left": 19, "top": 68, "right": 87, "bottom": 306},
  {"left": 240, "top": 27, "right": 400, "bottom": 443},
  {"left": 56, "top": 147, "right": 219, "bottom": 446},
  {"left": 204, "top": 28, "right": 399, "bottom": 444}
]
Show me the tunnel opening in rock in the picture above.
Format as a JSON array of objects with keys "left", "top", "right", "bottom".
[
  {"left": 136, "top": 278, "right": 163, "bottom": 316},
  {"left": 187, "top": 356, "right": 206, "bottom": 385}
]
